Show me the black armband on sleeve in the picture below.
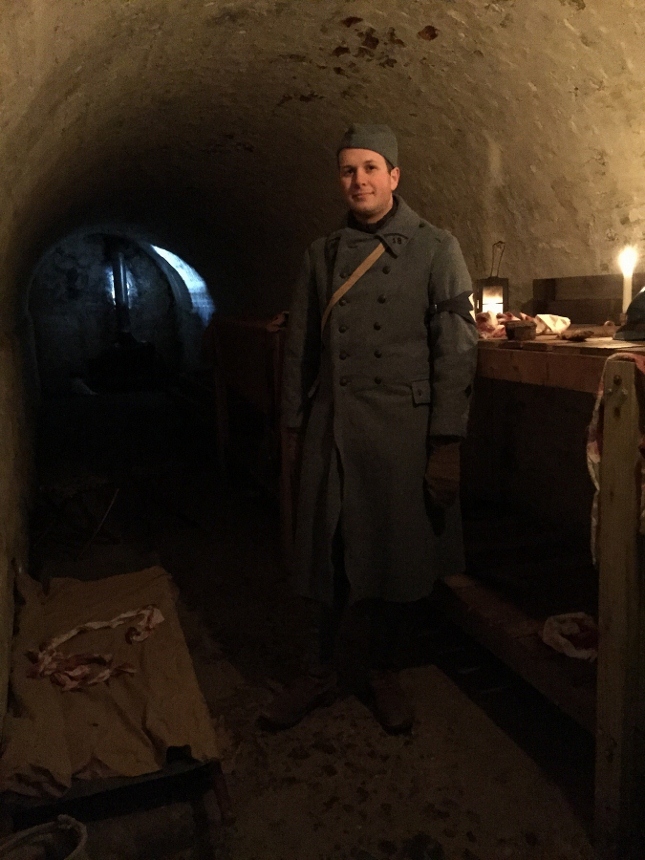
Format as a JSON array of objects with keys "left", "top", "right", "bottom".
[{"left": 427, "top": 291, "right": 475, "bottom": 326}]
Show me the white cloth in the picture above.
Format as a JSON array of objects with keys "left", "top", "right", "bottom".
[{"left": 535, "top": 313, "right": 571, "bottom": 335}]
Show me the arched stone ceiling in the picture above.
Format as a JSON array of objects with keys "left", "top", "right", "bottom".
[{"left": 1, "top": 0, "right": 644, "bottom": 320}]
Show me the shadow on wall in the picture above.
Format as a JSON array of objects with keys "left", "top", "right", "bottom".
[{"left": 27, "top": 226, "right": 215, "bottom": 397}]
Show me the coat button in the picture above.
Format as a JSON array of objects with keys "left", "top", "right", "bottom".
[
  {"left": 339, "top": 297, "right": 348, "bottom": 306},
  {"left": 374, "top": 376, "right": 382, "bottom": 384},
  {"left": 339, "top": 324, "right": 347, "bottom": 333},
  {"left": 339, "top": 376, "right": 349, "bottom": 386},
  {"left": 339, "top": 350, "right": 348, "bottom": 360},
  {"left": 374, "top": 349, "right": 382, "bottom": 358},
  {"left": 340, "top": 270, "right": 350, "bottom": 279},
  {"left": 378, "top": 294, "right": 387, "bottom": 304},
  {"left": 374, "top": 322, "right": 382, "bottom": 330},
  {"left": 382, "top": 265, "right": 391, "bottom": 274}
]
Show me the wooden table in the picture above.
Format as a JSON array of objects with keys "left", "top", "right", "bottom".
[{"left": 477, "top": 335, "right": 645, "bottom": 394}]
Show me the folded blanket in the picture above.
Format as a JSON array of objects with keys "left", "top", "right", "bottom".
[{"left": 0, "top": 567, "right": 219, "bottom": 798}]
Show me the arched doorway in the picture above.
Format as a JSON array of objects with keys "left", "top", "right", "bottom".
[
  {"left": 26, "top": 226, "right": 216, "bottom": 556},
  {"left": 28, "top": 227, "right": 215, "bottom": 398}
]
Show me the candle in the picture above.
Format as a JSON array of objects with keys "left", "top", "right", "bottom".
[{"left": 619, "top": 245, "right": 638, "bottom": 313}]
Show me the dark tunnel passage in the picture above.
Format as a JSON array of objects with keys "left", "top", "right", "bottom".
[
  {"left": 26, "top": 228, "right": 215, "bottom": 491},
  {"left": 0, "top": 1, "right": 643, "bottom": 857}
]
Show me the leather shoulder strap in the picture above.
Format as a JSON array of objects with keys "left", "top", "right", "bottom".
[{"left": 320, "top": 243, "right": 386, "bottom": 334}]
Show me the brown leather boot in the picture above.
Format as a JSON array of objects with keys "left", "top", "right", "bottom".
[
  {"left": 260, "top": 669, "right": 338, "bottom": 730},
  {"left": 368, "top": 669, "right": 414, "bottom": 733}
]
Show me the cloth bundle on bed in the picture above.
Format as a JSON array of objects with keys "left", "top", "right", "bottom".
[{"left": 0, "top": 566, "right": 220, "bottom": 798}]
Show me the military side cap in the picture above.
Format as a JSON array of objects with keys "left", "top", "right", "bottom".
[{"left": 337, "top": 123, "right": 398, "bottom": 167}]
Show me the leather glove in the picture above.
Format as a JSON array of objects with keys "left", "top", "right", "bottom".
[{"left": 424, "top": 439, "right": 461, "bottom": 509}]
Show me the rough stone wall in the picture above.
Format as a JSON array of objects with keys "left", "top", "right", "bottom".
[{"left": 0, "top": 0, "right": 644, "bottom": 723}]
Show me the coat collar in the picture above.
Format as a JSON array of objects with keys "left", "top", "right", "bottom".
[{"left": 326, "top": 195, "right": 421, "bottom": 258}]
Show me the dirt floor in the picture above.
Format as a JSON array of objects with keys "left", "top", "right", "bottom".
[{"left": 23, "top": 440, "right": 598, "bottom": 860}]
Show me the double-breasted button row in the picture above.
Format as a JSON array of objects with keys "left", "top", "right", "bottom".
[
  {"left": 337, "top": 348, "right": 382, "bottom": 359},
  {"left": 340, "top": 262, "right": 390, "bottom": 279},
  {"left": 339, "top": 376, "right": 383, "bottom": 385}
]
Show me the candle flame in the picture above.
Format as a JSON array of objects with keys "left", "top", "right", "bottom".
[{"left": 619, "top": 245, "right": 639, "bottom": 278}]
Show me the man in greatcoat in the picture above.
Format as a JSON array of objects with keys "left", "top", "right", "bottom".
[{"left": 263, "top": 124, "right": 478, "bottom": 733}]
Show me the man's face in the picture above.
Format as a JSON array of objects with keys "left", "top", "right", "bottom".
[{"left": 338, "top": 148, "right": 400, "bottom": 224}]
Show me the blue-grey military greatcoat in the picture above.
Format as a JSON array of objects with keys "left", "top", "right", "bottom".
[{"left": 281, "top": 196, "right": 478, "bottom": 605}]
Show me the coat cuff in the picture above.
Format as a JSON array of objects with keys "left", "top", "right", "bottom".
[{"left": 428, "top": 392, "right": 472, "bottom": 438}]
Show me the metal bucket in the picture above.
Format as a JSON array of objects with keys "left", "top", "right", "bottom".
[{"left": 0, "top": 815, "right": 89, "bottom": 859}]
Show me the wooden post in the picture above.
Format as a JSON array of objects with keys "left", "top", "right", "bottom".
[{"left": 596, "top": 358, "right": 645, "bottom": 856}]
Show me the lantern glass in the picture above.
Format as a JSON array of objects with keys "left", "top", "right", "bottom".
[{"left": 474, "top": 277, "right": 510, "bottom": 316}]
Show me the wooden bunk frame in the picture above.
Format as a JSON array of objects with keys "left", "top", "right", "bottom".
[{"left": 457, "top": 338, "right": 644, "bottom": 857}]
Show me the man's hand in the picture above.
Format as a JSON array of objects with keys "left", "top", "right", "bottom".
[{"left": 424, "top": 438, "right": 461, "bottom": 509}]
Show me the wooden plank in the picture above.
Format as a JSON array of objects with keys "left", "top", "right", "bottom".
[
  {"left": 637, "top": 552, "right": 645, "bottom": 846},
  {"left": 477, "top": 346, "right": 553, "bottom": 387},
  {"left": 521, "top": 339, "right": 640, "bottom": 354},
  {"left": 544, "top": 352, "right": 607, "bottom": 394},
  {"left": 530, "top": 273, "right": 645, "bottom": 324},
  {"left": 478, "top": 336, "right": 643, "bottom": 354},
  {"left": 434, "top": 575, "right": 596, "bottom": 733},
  {"left": 532, "top": 277, "right": 556, "bottom": 315},
  {"left": 548, "top": 299, "right": 622, "bottom": 325},
  {"left": 595, "top": 358, "right": 643, "bottom": 856},
  {"left": 441, "top": 577, "right": 535, "bottom": 629},
  {"left": 533, "top": 273, "right": 645, "bottom": 307},
  {"left": 557, "top": 276, "right": 625, "bottom": 299},
  {"left": 477, "top": 346, "right": 607, "bottom": 394},
  {"left": 477, "top": 341, "right": 645, "bottom": 394}
]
